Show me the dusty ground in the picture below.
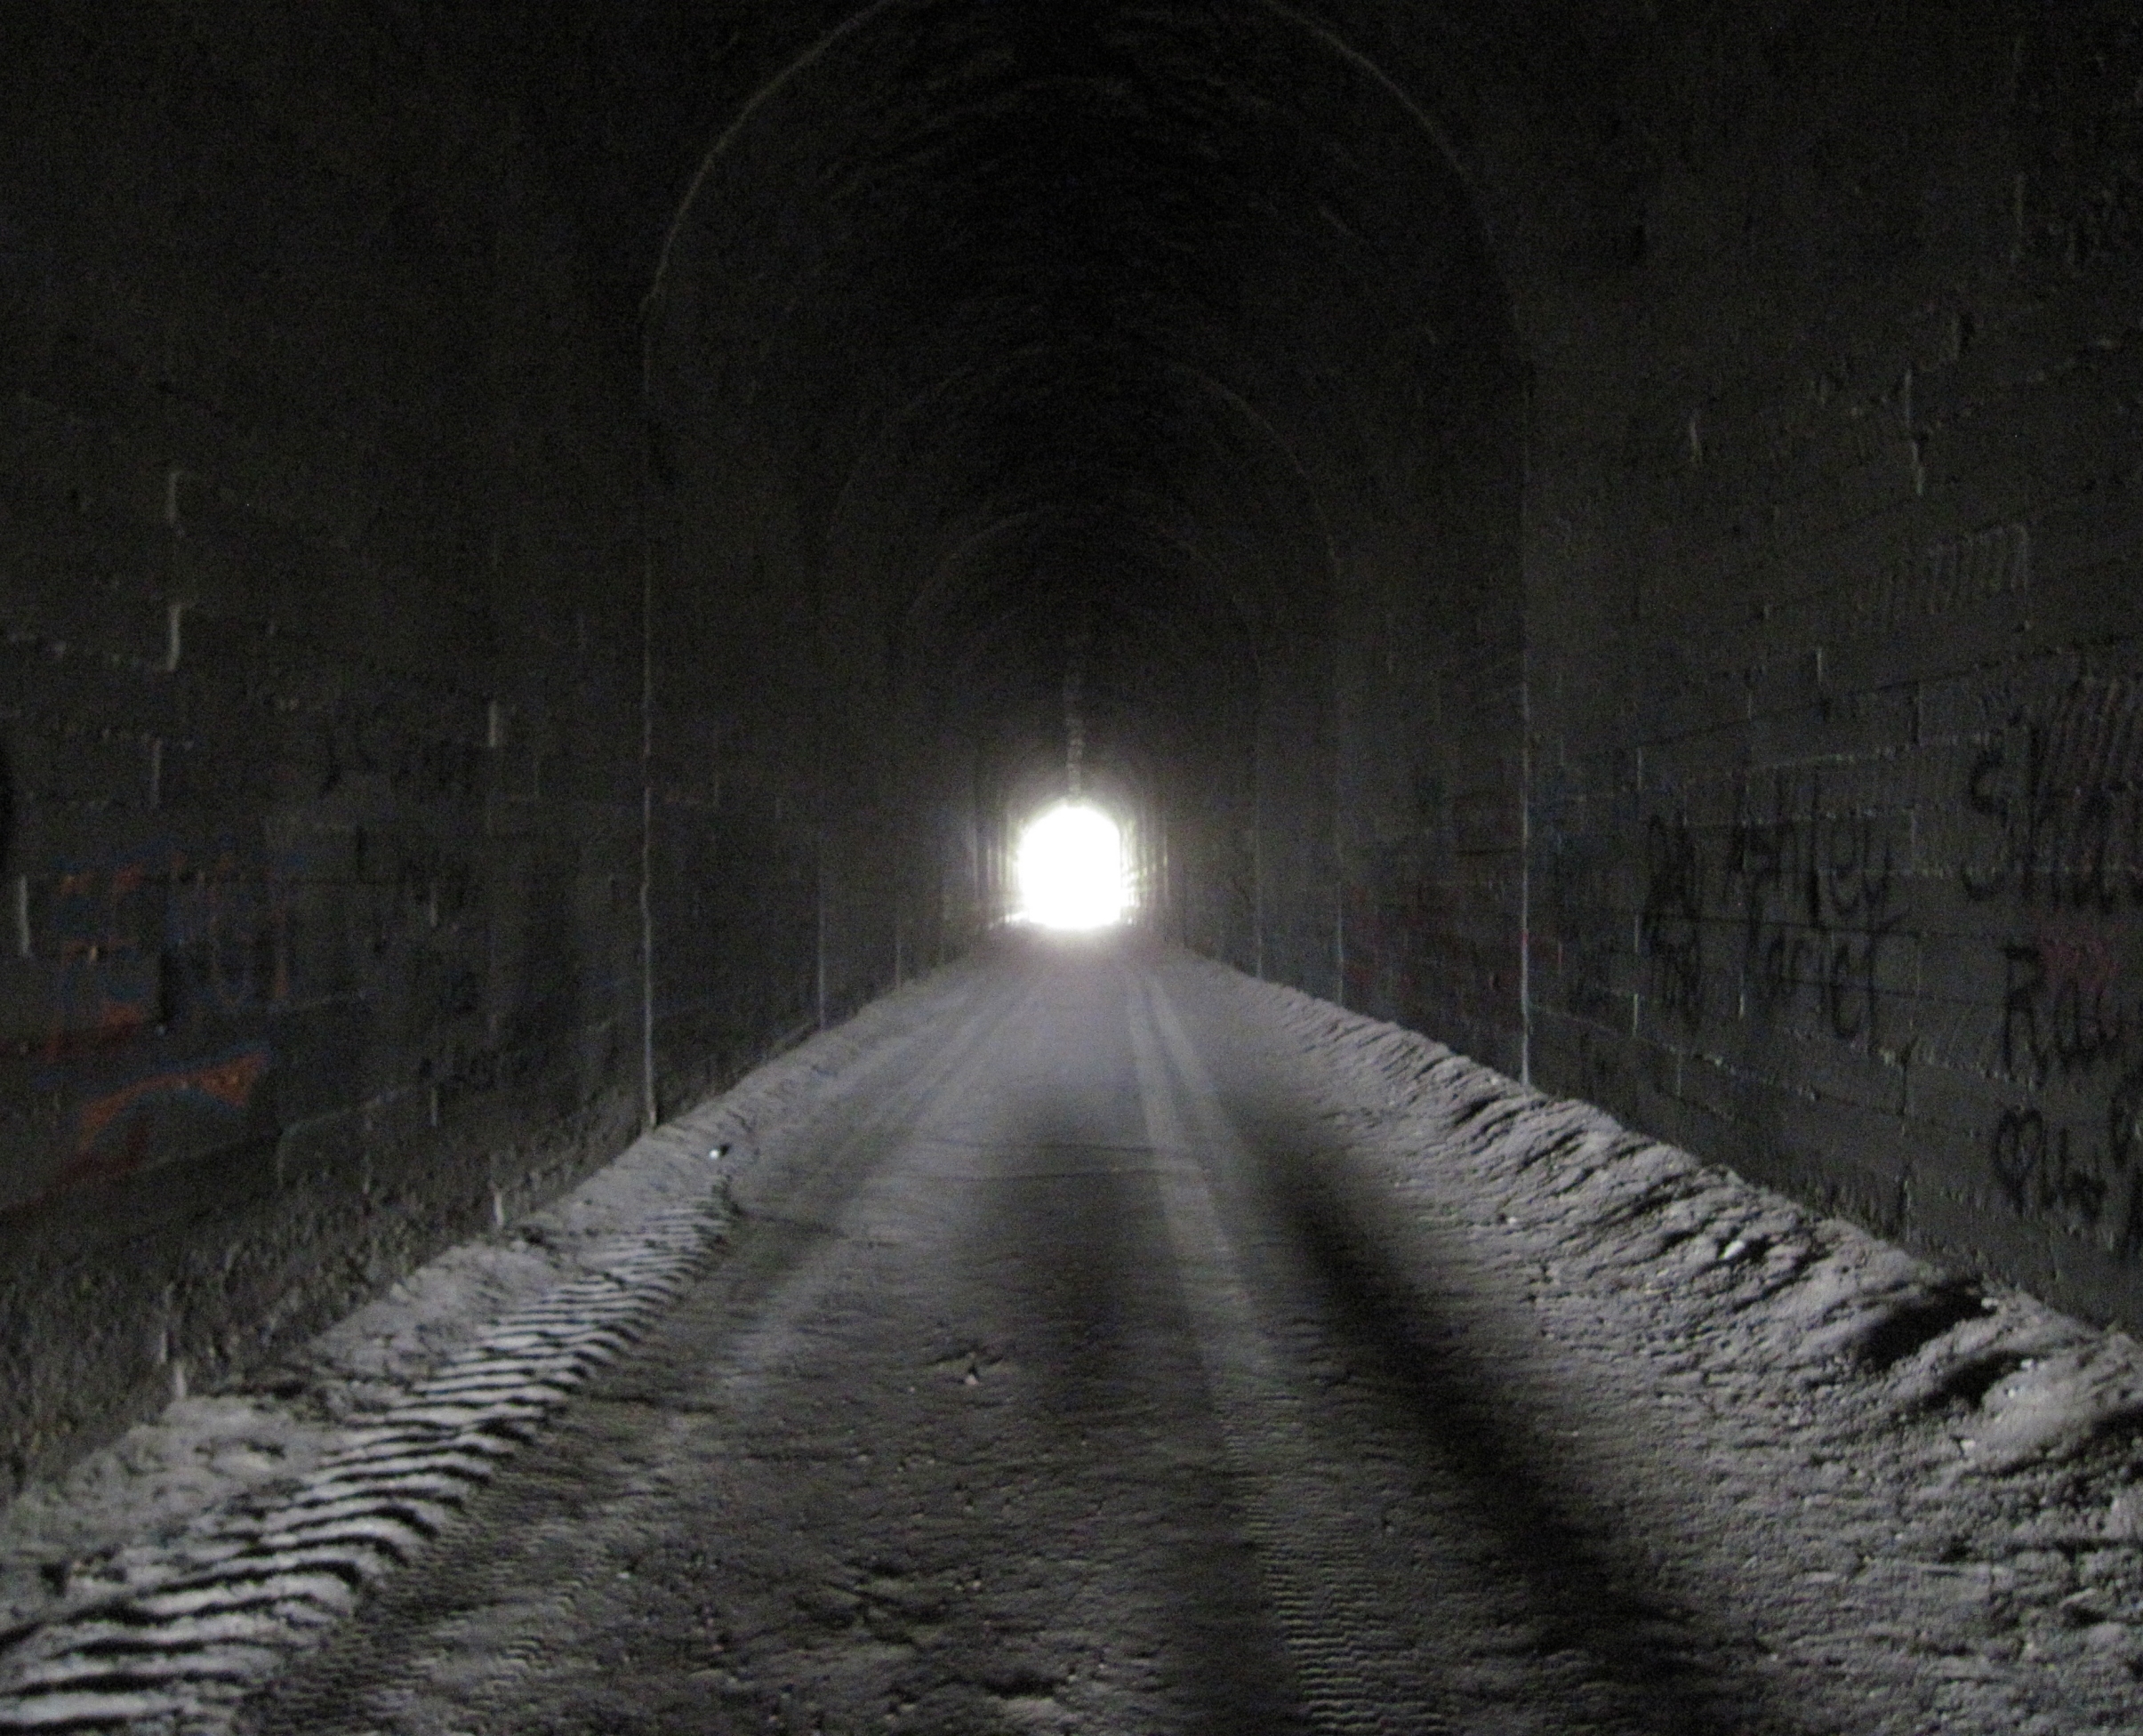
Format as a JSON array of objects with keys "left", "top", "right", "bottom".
[{"left": 5, "top": 934, "right": 2143, "bottom": 1732}]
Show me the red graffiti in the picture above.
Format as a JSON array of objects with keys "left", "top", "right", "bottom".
[
  {"left": 39, "top": 847, "right": 295, "bottom": 1065},
  {"left": 73, "top": 1045, "right": 269, "bottom": 1156}
]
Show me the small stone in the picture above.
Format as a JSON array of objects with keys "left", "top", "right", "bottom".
[{"left": 2084, "top": 1620, "right": 2139, "bottom": 1656}]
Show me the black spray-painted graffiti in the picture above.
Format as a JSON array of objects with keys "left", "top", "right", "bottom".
[
  {"left": 1726, "top": 785, "right": 1899, "bottom": 1046},
  {"left": 322, "top": 705, "right": 486, "bottom": 805},
  {"left": 1992, "top": 924, "right": 2134, "bottom": 1239},
  {"left": 1984, "top": 924, "right": 2143, "bottom": 1257},
  {"left": 2002, "top": 931, "right": 2127, "bottom": 1087},
  {"left": 1963, "top": 675, "right": 2143, "bottom": 909},
  {"left": 1637, "top": 778, "right": 1898, "bottom": 1045},
  {"left": 1969, "top": 673, "right": 2143, "bottom": 1259},
  {"left": 1990, "top": 1077, "right": 2143, "bottom": 1260}
]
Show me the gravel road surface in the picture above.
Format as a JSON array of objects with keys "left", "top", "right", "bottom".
[
  {"left": 8, "top": 934, "right": 2139, "bottom": 1733},
  {"left": 221, "top": 934, "right": 2142, "bottom": 1734}
]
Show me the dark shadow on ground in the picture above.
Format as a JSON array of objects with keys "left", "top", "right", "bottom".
[{"left": 1174, "top": 972, "right": 1810, "bottom": 1736}]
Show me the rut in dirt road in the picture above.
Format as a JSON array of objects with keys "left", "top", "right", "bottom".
[{"left": 199, "top": 934, "right": 2143, "bottom": 1733}]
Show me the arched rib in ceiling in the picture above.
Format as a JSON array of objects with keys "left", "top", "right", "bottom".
[{"left": 640, "top": 0, "right": 1521, "bottom": 953}]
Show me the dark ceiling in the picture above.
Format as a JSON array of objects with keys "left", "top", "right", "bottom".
[{"left": 643, "top": 0, "right": 1520, "bottom": 814}]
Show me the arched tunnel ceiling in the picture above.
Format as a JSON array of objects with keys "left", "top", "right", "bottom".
[{"left": 645, "top": 0, "right": 1520, "bottom": 808}]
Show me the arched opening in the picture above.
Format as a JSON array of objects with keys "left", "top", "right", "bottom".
[
  {"left": 1013, "top": 803, "right": 1131, "bottom": 930},
  {"left": 638, "top": 0, "right": 1525, "bottom": 1081}
]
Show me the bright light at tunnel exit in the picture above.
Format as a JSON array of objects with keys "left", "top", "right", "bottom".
[{"left": 1015, "top": 804, "right": 1129, "bottom": 929}]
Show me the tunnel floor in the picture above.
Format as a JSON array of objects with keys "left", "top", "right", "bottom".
[{"left": 7, "top": 938, "right": 2143, "bottom": 1733}]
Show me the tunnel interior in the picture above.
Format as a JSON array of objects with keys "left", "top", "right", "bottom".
[
  {"left": 4, "top": 0, "right": 2142, "bottom": 1488},
  {"left": 641, "top": 0, "right": 1522, "bottom": 1048}
]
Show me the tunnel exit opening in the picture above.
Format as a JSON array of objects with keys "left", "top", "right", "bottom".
[{"left": 1014, "top": 803, "right": 1131, "bottom": 930}]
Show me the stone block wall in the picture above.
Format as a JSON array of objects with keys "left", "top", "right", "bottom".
[
  {"left": 0, "top": 0, "right": 654, "bottom": 1489},
  {"left": 11, "top": 0, "right": 2141, "bottom": 1486},
  {"left": 1513, "top": 1, "right": 2143, "bottom": 1327}
]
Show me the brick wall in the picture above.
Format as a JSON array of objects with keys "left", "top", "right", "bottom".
[
  {"left": 0, "top": 0, "right": 903, "bottom": 1491},
  {"left": 0, "top": 1, "right": 655, "bottom": 1488},
  {"left": 1511, "top": 1, "right": 2143, "bottom": 1328},
  {"left": 12, "top": 0, "right": 2140, "bottom": 1487}
]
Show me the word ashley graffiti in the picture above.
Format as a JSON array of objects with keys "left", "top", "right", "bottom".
[
  {"left": 1638, "top": 779, "right": 1900, "bottom": 1047},
  {"left": 1725, "top": 785, "right": 1900, "bottom": 1046}
]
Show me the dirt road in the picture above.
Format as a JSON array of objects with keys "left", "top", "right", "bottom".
[{"left": 231, "top": 935, "right": 2139, "bottom": 1734}]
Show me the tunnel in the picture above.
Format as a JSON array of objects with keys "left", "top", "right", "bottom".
[
  {"left": 4, "top": 1, "right": 2143, "bottom": 1727},
  {"left": 636, "top": 0, "right": 1523, "bottom": 1050}
]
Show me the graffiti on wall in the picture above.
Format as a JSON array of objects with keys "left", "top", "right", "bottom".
[
  {"left": 1963, "top": 675, "right": 2143, "bottom": 910},
  {"left": 18, "top": 825, "right": 487, "bottom": 1204},
  {"left": 324, "top": 704, "right": 486, "bottom": 807},
  {"left": 1987, "top": 1068, "right": 2143, "bottom": 1263},
  {"left": 1620, "top": 673, "right": 2143, "bottom": 1265},
  {"left": 1635, "top": 775, "right": 1900, "bottom": 1048},
  {"left": 1725, "top": 783, "right": 1901, "bottom": 1047},
  {"left": 2002, "top": 927, "right": 2127, "bottom": 1086},
  {"left": 1970, "top": 674, "right": 2143, "bottom": 1259},
  {"left": 41, "top": 845, "right": 293, "bottom": 1067},
  {"left": 1987, "top": 932, "right": 2143, "bottom": 1254},
  {"left": 60, "top": 1043, "right": 275, "bottom": 1187},
  {"left": 19, "top": 843, "right": 298, "bottom": 1188}
]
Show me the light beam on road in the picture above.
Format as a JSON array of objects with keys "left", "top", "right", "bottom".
[{"left": 1015, "top": 803, "right": 1128, "bottom": 929}]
